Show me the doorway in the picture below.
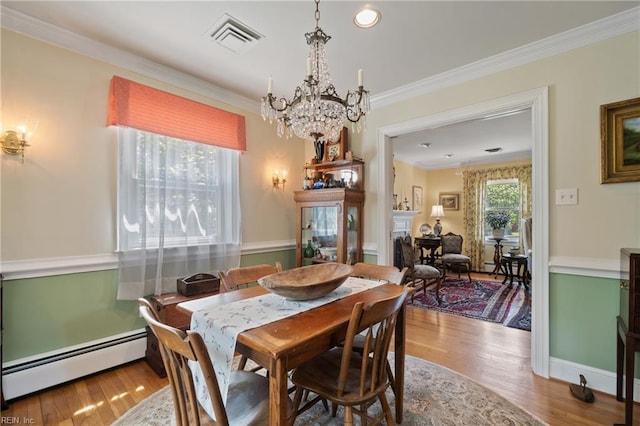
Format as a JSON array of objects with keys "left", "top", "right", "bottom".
[{"left": 376, "top": 87, "right": 549, "bottom": 377}]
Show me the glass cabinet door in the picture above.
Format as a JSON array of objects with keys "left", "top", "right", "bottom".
[
  {"left": 301, "top": 205, "right": 339, "bottom": 264},
  {"left": 346, "top": 205, "right": 360, "bottom": 265}
]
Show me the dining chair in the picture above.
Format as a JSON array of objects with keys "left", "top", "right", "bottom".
[
  {"left": 399, "top": 236, "right": 442, "bottom": 302},
  {"left": 219, "top": 262, "right": 282, "bottom": 292},
  {"left": 347, "top": 262, "right": 409, "bottom": 403},
  {"left": 219, "top": 262, "right": 281, "bottom": 371},
  {"left": 438, "top": 232, "right": 472, "bottom": 282},
  {"left": 139, "top": 301, "right": 284, "bottom": 426},
  {"left": 350, "top": 262, "right": 408, "bottom": 286},
  {"left": 289, "top": 288, "right": 411, "bottom": 426}
]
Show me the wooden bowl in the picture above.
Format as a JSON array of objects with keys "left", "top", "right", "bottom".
[{"left": 258, "top": 263, "right": 353, "bottom": 300}]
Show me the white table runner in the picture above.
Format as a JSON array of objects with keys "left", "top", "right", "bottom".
[{"left": 188, "top": 276, "right": 384, "bottom": 419}]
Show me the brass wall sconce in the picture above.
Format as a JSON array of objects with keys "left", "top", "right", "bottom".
[
  {"left": 272, "top": 169, "right": 287, "bottom": 190},
  {"left": 1, "top": 119, "right": 38, "bottom": 163}
]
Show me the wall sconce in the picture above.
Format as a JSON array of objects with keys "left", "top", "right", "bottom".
[
  {"left": 430, "top": 204, "right": 445, "bottom": 236},
  {"left": 272, "top": 169, "right": 287, "bottom": 190},
  {"left": 1, "top": 118, "right": 38, "bottom": 163}
]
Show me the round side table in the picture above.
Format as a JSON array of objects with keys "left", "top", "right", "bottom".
[{"left": 501, "top": 253, "right": 529, "bottom": 287}]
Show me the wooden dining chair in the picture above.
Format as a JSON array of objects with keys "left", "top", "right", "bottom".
[
  {"left": 219, "top": 262, "right": 282, "bottom": 292},
  {"left": 347, "top": 262, "right": 409, "bottom": 402},
  {"left": 219, "top": 262, "right": 281, "bottom": 371},
  {"left": 289, "top": 288, "right": 411, "bottom": 426},
  {"left": 139, "top": 302, "right": 283, "bottom": 426},
  {"left": 350, "top": 262, "right": 408, "bottom": 286}
]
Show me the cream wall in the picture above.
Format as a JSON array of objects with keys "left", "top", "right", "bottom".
[
  {"left": 353, "top": 32, "right": 640, "bottom": 261},
  {"left": 0, "top": 29, "right": 304, "bottom": 262}
]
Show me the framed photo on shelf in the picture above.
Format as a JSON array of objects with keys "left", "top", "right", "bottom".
[
  {"left": 439, "top": 192, "right": 459, "bottom": 210},
  {"left": 325, "top": 127, "right": 349, "bottom": 161},
  {"left": 601, "top": 97, "right": 640, "bottom": 183},
  {"left": 412, "top": 185, "right": 423, "bottom": 213}
]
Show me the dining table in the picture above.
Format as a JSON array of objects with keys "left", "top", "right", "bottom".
[{"left": 176, "top": 279, "right": 408, "bottom": 426}]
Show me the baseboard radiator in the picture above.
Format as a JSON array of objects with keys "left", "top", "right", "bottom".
[{"left": 2, "top": 329, "right": 147, "bottom": 401}]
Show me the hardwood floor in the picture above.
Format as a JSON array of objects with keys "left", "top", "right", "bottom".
[{"left": 3, "top": 279, "right": 637, "bottom": 425}]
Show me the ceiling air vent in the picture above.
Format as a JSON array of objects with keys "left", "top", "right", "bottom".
[
  {"left": 208, "top": 14, "right": 263, "bottom": 54},
  {"left": 485, "top": 147, "right": 503, "bottom": 153}
]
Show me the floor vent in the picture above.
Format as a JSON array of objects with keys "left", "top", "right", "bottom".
[{"left": 208, "top": 13, "right": 263, "bottom": 54}]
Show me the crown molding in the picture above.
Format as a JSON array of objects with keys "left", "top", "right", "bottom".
[
  {"left": 1, "top": 5, "right": 638, "bottom": 118},
  {"left": 0, "top": 6, "right": 260, "bottom": 113},
  {"left": 371, "top": 6, "right": 640, "bottom": 110}
]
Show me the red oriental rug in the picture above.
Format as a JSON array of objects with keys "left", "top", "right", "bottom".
[{"left": 410, "top": 277, "right": 530, "bottom": 331}]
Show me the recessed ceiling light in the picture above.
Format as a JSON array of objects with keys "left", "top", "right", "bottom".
[
  {"left": 420, "top": 143, "right": 431, "bottom": 148},
  {"left": 444, "top": 154, "right": 453, "bottom": 158},
  {"left": 354, "top": 6, "right": 381, "bottom": 29},
  {"left": 485, "top": 147, "right": 503, "bottom": 153}
]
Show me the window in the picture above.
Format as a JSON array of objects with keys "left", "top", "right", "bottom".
[
  {"left": 484, "top": 179, "right": 521, "bottom": 243},
  {"left": 117, "top": 128, "right": 239, "bottom": 251}
]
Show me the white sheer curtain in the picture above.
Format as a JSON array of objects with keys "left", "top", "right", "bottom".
[{"left": 116, "top": 128, "right": 241, "bottom": 299}]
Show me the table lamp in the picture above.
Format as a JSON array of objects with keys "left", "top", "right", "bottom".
[{"left": 430, "top": 205, "right": 445, "bottom": 236}]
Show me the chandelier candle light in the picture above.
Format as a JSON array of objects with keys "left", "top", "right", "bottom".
[{"left": 261, "top": 0, "right": 370, "bottom": 162}]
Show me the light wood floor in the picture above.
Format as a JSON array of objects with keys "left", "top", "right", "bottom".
[{"left": 3, "top": 276, "right": 637, "bottom": 425}]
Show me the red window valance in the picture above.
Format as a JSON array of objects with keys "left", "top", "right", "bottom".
[{"left": 107, "top": 75, "right": 246, "bottom": 151}]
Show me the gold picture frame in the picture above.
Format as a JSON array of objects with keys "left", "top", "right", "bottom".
[
  {"left": 439, "top": 192, "right": 459, "bottom": 211},
  {"left": 412, "top": 185, "right": 423, "bottom": 213},
  {"left": 601, "top": 97, "right": 640, "bottom": 183}
]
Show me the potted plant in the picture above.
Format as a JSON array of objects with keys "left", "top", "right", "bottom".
[{"left": 486, "top": 211, "right": 510, "bottom": 239}]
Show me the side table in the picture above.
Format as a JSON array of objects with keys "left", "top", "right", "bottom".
[
  {"left": 490, "top": 238, "right": 505, "bottom": 277},
  {"left": 501, "top": 253, "right": 529, "bottom": 287}
]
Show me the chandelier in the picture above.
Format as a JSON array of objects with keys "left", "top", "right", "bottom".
[{"left": 261, "top": 0, "right": 370, "bottom": 160}]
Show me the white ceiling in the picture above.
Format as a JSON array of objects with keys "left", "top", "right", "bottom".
[{"left": 2, "top": 1, "right": 638, "bottom": 169}]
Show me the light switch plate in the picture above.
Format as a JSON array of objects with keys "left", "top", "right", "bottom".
[{"left": 555, "top": 188, "right": 578, "bottom": 205}]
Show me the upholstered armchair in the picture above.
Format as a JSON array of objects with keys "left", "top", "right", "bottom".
[
  {"left": 438, "top": 232, "right": 472, "bottom": 282},
  {"left": 399, "top": 236, "right": 443, "bottom": 302}
]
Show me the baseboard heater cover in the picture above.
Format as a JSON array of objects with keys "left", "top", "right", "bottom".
[{"left": 3, "top": 330, "right": 147, "bottom": 400}]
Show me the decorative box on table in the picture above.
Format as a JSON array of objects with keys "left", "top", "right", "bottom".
[{"left": 177, "top": 272, "right": 220, "bottom": 296}]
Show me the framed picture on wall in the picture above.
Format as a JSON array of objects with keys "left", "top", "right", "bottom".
[
  {"left": 439, "top": 192, "right": 459, "bottom": 210},
  {"left": 601, "top": 97, "right": 640, "bottom": 183},
  {"left": 412, "top": 185, "right": 423, "bottom": 213}
]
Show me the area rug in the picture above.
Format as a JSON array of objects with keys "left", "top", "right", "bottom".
[
  {"left": 410, "top": 277, "right": 531, "bottom": 331},
  {"left": 503, "top": 288, "right": 532, "bottom": 331},
  {"left": 113, "top": 354, "right": 546, "bottom": 425}
]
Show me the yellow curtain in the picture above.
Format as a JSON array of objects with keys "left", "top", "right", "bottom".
[{"left": 462, "top": 164, "right": 532, "bottom": 270}]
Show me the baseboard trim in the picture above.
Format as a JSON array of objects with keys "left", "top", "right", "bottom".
[
  {"left": 550, "top": 356, "right": 638, "bottom": 402},
  {"left": 3, "top": 330, "right": 147, "bottom": 400}
]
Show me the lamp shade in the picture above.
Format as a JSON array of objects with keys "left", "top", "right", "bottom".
[{"left": 430, "top": 205, "right": 445, "bottom": 218}]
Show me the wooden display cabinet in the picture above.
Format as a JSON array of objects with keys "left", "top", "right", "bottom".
[
  {"left": 303, "top": 159, "right": 364, "bottom": 190},
  {"left": 616, "top": 247, "right": 640, "bottom": 426},
  {"left": 294, "top": 188, "right": 364, "bottom": 267}
]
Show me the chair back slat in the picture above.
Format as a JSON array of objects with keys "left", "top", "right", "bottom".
[{"left": 219, "top": 262, "right": 282, "bottom": 292}]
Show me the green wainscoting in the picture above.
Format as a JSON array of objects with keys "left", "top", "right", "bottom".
[
  {"left": 3, "top": 269, "right": 142, "bottom": 361},
  {"left": 549, "top": 273, "right": 619, "bottom": 372},
  {"left": 3, "top": 250, "right": 296, "bottom": 363}
]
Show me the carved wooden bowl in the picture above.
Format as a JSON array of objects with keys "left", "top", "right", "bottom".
[{"left": 258, "top": 263, "right": 353, "bottom": 301}]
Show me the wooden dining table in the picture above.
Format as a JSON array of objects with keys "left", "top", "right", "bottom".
[{"left": 176, "top": 282, "right": 408, "bottom": 426}]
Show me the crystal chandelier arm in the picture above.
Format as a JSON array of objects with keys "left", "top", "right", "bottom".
[{"left": 344, "top": 88, "right": 370, "bottom": 123}]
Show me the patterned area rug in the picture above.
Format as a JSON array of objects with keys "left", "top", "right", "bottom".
[
  {"left": 113, "top": 354, "right": 546, "bottom": 425},
  {"left": 410, "top": 277, "right": 531, "bottom": 331}
]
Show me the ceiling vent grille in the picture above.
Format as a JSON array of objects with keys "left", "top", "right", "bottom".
[{"left": 208, "top": 14, "right": 263, "bottom": 54}]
